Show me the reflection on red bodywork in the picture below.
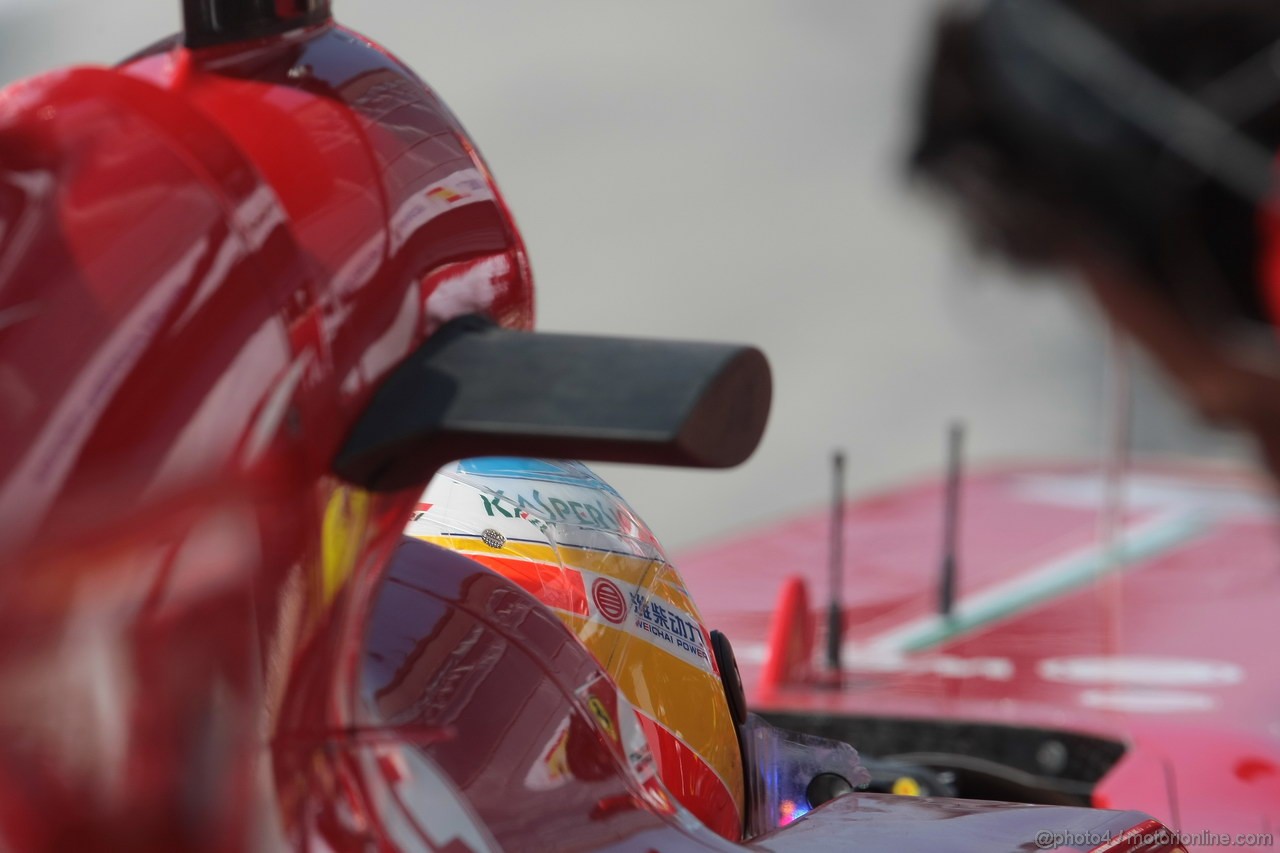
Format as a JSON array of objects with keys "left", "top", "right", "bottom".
[
  {"left": 0, "top": 20, "right": 531, "bottom": 850},
  {"left": 356, "top": 538, "right": 699, "bottom": 850}
]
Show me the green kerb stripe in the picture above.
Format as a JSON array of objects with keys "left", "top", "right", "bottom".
[{"left": 885, "top": 512, "right": 1206, "bottom": 654}]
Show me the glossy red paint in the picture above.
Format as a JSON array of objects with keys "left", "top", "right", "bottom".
[
  {"left": 0, "top": 19, "right": 530, "bottom": 850},
  {"left": 685, "top": 461, "right": 1280, "bottom": 847},
  {"left": 356, "top": 537, "right": 699, "bottom": 851},
  {"left": 0, "top": 10, "right": 1184, "bottom": 852},
  {"left": 633, "top": 713, "right": 742, "bottom": 840},
  {"left": 360, "top": 538, "right": 1172, "bottom": 853}
]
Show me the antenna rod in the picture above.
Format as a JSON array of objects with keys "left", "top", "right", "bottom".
[
  {"left": 826, "top": 451, "right": 846, "bottom": 673},
  {"left": 938, "top": 422, "right": 964, "bottom": 617}
]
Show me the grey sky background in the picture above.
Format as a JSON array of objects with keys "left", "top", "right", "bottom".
[{"left": 0, "top": 1, "right": 1246, "bottom": 551}]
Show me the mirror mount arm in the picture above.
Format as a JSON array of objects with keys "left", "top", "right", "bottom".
[{"left": 333, "top": 315, "right": 772, "bottom": 492}]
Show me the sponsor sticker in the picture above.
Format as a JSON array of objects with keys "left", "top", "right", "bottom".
[
  {"left": 587, "top": 695, "right": 617, "bottom": 741},
  {"left": 525, "top": 718, "right": 572, "bottom": 791},
  {"left": 582, "top": 569, "right": 713, "bottom": 672},
  {"left": 592, "top": 578, "right": 628, "bottom": 624},
  {"left": 626, "top": 587, "right": 712, "bottom": 668}
]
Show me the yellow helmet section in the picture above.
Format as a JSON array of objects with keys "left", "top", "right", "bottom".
[{"left": 407, "top": 459, "right": 744, "bottom": 839}]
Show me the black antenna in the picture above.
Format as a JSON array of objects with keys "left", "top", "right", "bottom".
[
  {"left": 183, "top": 0, "right": 332, "bottom": 49},
  {"left": 825, "top": 451, "right": 846, "bottom": 673},
  {"left": 938, "top": 422, "right": 964, "bottom": 617}
]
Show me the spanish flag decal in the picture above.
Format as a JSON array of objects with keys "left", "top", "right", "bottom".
[{"left": 427, "top": 186, "right": 466, "bottom": 203}]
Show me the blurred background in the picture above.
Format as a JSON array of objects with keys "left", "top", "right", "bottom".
[{"left": 0, "top": 0, "right": 1248, "bottom": 550}]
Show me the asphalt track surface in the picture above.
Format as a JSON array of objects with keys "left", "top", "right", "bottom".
[{"left": 0, "top": 1, "right": 1249, "bottom": 550}]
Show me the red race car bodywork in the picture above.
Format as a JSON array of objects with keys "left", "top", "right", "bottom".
[
  {"left": 0, "top": 14, "right": 532, "bottom": 848},
  {"left": 686, "top": 460, "right": 1280, "bottom": 850},
  {"left": 0, "top": 2, "right": 1190, "bottom": 850}
]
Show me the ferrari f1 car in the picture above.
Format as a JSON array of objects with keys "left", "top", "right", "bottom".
[
  {"left": 0, "top": 0, "right": 1188, "bottom": 850},
  {"left": 686, "top": 457, "right": 1280, "bottom": 850}
]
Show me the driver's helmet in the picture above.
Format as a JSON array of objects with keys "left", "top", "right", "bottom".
[{"left": 406, "top": 458, "right": 745, "bottom": 838}]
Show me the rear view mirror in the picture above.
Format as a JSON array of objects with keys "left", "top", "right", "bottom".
[{"left": 334, "top": 315, "right": 772, "bottom": 491}]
